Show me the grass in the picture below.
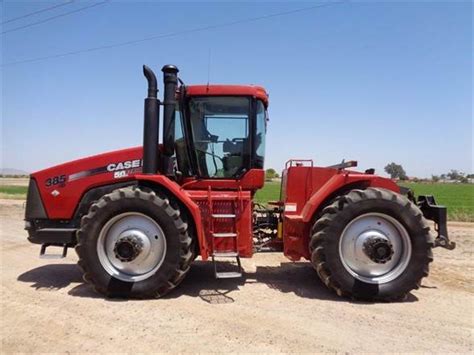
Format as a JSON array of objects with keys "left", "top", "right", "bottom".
[
  {"left": 399, "top": 182, "right": 474, "bottom": 222},
  {"left": 254, "top": 181, "right": 281, "bottom": 204},
  {"left": 0, "top": 185, "right": 27, "bottom": 198},
  {"left": 1, "top": 181, "right": 472, "bottom": 221},
  {"left": 255, "top": 181, "right": 473, "bottom": 222}
]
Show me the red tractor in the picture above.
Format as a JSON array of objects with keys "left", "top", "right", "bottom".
[{"left": 24, "top": 65, "right": 455, "bottom": 300}]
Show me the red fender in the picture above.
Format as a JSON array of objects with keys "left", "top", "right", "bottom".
[
  {"left": 301, "top": 173, "right": 400, "bottom": 223},
  {"left": 283, "top": 173, "right": 400, "bottom": 261},
  {"left": 135, "top": 174, "right": 209, "bottom": 259}
]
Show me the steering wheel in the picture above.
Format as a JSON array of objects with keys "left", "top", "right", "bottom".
[{"left": 194, "top": 147, "right": 225, "bottom": 176}]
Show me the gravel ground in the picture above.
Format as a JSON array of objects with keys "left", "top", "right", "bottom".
[
  {"left": 0, "top": 178, "right": 29, "bottom": 187},
  {"left": 1, "top": 199, "right": 472, "bottom": 353}
]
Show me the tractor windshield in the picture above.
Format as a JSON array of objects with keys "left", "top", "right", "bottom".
[{"left": 188, "top": 96, "right": 252, "bottom": 178}]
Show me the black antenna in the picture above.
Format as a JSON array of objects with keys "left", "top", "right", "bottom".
[{"left": 207, "top": 48, "right": 211, "bottom": 88}]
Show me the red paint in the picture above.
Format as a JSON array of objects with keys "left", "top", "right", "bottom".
[
  {"left": 181, "top": 169, "right": 265, "bottom": 190},
  {"left": 31, "top": 149, "right": 399, "bottom": 262},
  {"left": 280, "top": 164, "right": 400, "bottom": 261},
  {"left": 31, "top": 146, "right": 262, "bottom": 261},
  {"left": 31, "top": 146, "right": 399, "bottom": 263},
  {"left": 186, "top": 85, "right": 269, "bottom": 106},
  {"left": 186, "top": 190, "right": 254, "bottom": 259},
  {"left": 32, "top": 146, "right": 144, "bottom": 219},
  {"left": 135, "top": 174, "right": 209, "bottom": 259}
]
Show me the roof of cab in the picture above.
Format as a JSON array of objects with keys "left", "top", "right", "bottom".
[{"left": 186, "top": 85, "right": 269, "bottom": 106}]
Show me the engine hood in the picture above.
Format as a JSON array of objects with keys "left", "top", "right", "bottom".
[
  {"left": 32, "top": 146, "right": 143, "bottom": 183},
  {"left": 31, "top": 146, "right": 144, "bottom": 219}
]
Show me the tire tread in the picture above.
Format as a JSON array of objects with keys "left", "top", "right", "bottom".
[
  {"left": 75, "top": 186, "right": 193, "bottom": 299},
  {"left": 309, "top": 187, "right": 433, "bottom": 301}
]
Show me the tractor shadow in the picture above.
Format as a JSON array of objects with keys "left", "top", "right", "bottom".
[
  {"left": 17, "top": 261, "right": 419, "bottom": 304},
  {"left": 17, "top": 264, "right": 117, "bottom": 300},
  {"left": 17, "top": 264, "right": 83, "bottom": 290},
  {"left": 166, "top": 261, "right": 419, "bottom": 304}
]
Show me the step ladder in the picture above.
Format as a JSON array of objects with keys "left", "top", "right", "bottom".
[{"left": 208, "top": 188, "right": 242, "bottom": 279}]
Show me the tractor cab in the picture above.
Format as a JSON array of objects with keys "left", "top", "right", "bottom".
[
  {"left": 144, "top": 64, "right": 269, "bottom": 188},
  {"left": 174, "top": 86, "right": 268, "bottom": 180}
]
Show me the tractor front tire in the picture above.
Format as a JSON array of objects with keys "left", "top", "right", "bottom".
[
  {"left": 75, "top": 186, "right": 193, "bottom": 298},
  {"left": 310, "top": 188, "right": 433, "bottom": 301}
]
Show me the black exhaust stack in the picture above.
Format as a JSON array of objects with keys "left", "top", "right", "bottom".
[
  {"left": 161, "top": 64, "right": 179, "bottom": 174},
  {"left": 142, "top": 65, "right": 159, "bottom": 174}
]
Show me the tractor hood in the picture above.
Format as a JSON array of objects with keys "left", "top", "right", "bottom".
[{"left": 30, "top": 146, "right": 144, "bottom": 219}]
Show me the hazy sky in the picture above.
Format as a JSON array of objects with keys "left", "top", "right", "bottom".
[{"left": 2, "top": 1, "right": 472, "bottom": 177}]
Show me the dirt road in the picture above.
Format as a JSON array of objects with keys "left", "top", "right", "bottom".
[{"left": 1, "top": 199, "right": 472, "bottom": 353}]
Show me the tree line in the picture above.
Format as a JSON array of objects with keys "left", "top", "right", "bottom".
[{"left": 384, "top": 162, "right": 472, "bottom": 183}]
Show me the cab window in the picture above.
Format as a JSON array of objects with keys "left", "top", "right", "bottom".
[
  {"left": 255, "top": 100, "right": 266, "bottom": 168},
  {"left": 173, "top": 107, "right": 191, "bottom": 176},
  {"left": 188, "top": 96, "right": 250, "bottom": 178}
]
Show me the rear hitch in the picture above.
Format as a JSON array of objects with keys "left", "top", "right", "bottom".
[{"left": 417, "top": 195, "right": 456, "bottom": 250}]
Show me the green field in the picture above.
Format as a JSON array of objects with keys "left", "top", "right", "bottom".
[
  {"left": 1, "top": 181, "right": 472, "bottom": 221},
  {"left": 400, "top": 182, "right": 473, "bottom": 222},
  {"left": 254, "top": 181, "right": 281, "bottom": 204},
  {"left": 255, "top": 181, "right": 474, "bottom": 222},
  {"left": 0, "top": 185, "right": 27, "bottom": 198}
]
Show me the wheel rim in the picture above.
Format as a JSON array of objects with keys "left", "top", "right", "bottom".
[
  {"left": 338, "top": 212, "right": 412, "bottom": 284},
  {"left": 97, "top": 212, "right": 167, "bottom": 282}
]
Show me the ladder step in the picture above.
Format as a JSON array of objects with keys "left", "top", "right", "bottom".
[
  {"left": 213, "top": 252, "right": 239, "bottom": 257},
  {"left": 212, "top": 214, "right": 236, "bottom": 218},
  {"left": 40, "top": 244, "right": 68, "bottom": 259},
  {"left": 215, "top": 271, "right": 242, "bottom": 279},
  {"left": 212, "top": 232, "right": 237, "bottom": 238}
]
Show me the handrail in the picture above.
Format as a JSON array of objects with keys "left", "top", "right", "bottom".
[{"left": 285, "top": 159, "right": 314, "bottom": 169}]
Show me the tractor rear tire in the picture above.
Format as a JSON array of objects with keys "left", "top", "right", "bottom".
[
  {"left": 310, "top": 187, "right": 433, "bottom": 301},
  {"left": 75, "top": 186, "right": 193, "bottom": 298}
]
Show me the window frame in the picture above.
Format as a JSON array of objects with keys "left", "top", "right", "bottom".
[
  {"left": 181, "top": 94, "right": 267, "bottom": 180},
  {"left": 253, "top": 99, "right": 267, "bottom": 169}
]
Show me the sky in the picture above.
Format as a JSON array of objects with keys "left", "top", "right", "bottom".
[{"left": 1, "top": 0, "right": 472, "bottom": 178}]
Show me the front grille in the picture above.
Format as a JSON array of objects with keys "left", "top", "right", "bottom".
[{"left": 25, "top": 178, "right": 47, "bottom": 220}]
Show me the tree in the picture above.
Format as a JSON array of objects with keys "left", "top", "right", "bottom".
[
  {"left": 265, "top": 168, "right": 277, "bottom": 180},
  {"left": 384, "top": 162, "right": 407, "bottom": 180},
  {"left": 447, "top": 169, "right": 463, "bottom": 181},
  {"left": 431, "top": 175, "right": 440, "bottom": 182}
]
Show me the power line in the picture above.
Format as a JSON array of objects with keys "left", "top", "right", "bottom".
[
  {"left": 2, "top": 1, "right": 344, "bottom": 67},
  {"left": 1, "top": 0, "right": 109, "bottom": 35},
  {"left": 1, "top": 1, "right": 75, "bottom": 25}
]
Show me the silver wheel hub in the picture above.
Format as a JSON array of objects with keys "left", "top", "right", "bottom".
[
  {"left": 113, "top": 232, "right": 145, "bottom": 262},
  {"left": 362, "top": 235, "right": 394, "bottom": 264},
  {"left": 339, "top": 213, "right": 412, "bottom": 284},
  {"left": 97, "top": 212, "right": 167, "bottom": 282}
]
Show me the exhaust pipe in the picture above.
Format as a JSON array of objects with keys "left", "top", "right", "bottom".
[
  {"left": 162, "top": 64, "right": 179, "bottom": 161},
  {"left": 142, "top": 65, "right": 159, "bottom": 175}
]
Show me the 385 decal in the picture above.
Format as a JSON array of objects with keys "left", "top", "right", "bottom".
[{"left": 45, "top": 174, "right": 66, "bottom": 187}]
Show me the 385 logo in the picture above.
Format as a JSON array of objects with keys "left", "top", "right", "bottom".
[{"left": 45, "top": 174, "right": 66, "bottom": 187}]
